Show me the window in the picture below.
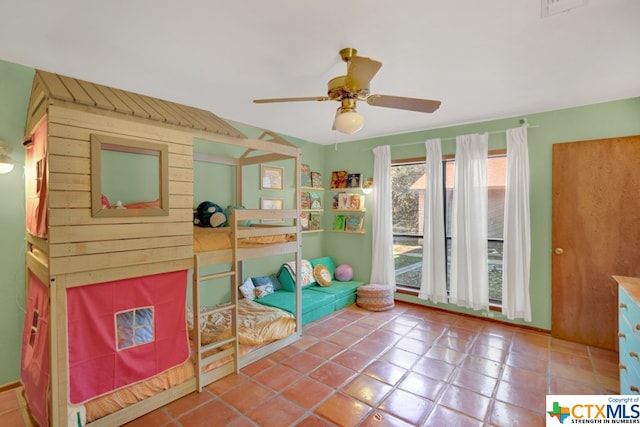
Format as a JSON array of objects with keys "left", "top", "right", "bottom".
[
  {"left": 392, "top": 154, "right": 507, "bottom": 304},
  {"left": 29, "top": 310, "right": 39, "bottom": 348},
  {"left": 116, "top": 307, "right": 155, "bottom": 350}
]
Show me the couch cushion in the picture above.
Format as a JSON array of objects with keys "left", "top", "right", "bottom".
[
  {"left": 254, "top": 288, "right": 334, "bottom": 317},
  {"left": 277, "top": 259, "right": 315, "bottom": 291},
  {"left": 306, "top": 280, "right": 363, "bottom": 300}
]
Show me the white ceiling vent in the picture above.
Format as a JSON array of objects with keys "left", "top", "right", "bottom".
[{"left": 542, "top": 0, "right": 588, "bottom": 17}]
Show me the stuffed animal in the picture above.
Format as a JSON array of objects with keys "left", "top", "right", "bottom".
[{"left": 194, "top": 201, "right": 227, "bottom": 227}]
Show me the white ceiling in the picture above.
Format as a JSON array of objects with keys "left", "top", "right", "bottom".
[{"left": 1, "top": 0, "right": 639, "bottom": 145}]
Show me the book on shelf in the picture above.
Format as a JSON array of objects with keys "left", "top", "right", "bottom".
[
  {"left": 337, "top": 192, "right": 350, "bottom": 210},
  {"left": 333, "top": 214, "right": 345, "bottom": 231},
  {"left": 347, "top": 173, "right": 362, "bottom": 188},
  {"left": 300, "top": 212, "right": 309, "bottom": 231},
  {"left": 300, "top": 192, "right": 311, "bottom": 209},
  {"left": 309, "top": 213, "right": 321, "bottom": 231},
  {"left": 349, "top": 194, "right": 363, "bottom": 210},
  {"left": 311, "top": 171, "right": 322, "bottom": 188},
  {"left": 309, "top": 191, "right": 322, "bottom": 209},
  {"left": 330, "top": 170, "right": 348, "bottom": 189},
  {"left": 301, "top": 164, "right": 311, "bottom": 187},
  {"left": 344, "top": 214, "right": 364, "bottom": 232}
]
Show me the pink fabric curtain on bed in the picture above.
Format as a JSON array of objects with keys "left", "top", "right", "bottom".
[
  {"left": 66, "top": 270, "right": 189, "bottom": 404},
  {"left": 21, "top": 271, "right": 51, "bottom": 427},
  {"left": 25, "top": 120, "right": 48, "bottom": 238}
]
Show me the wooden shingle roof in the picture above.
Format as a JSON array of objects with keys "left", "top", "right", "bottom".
[{"left": 26, "top": 70, "right": 246, "bottom": 139}]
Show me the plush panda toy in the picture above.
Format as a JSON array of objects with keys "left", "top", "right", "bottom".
[{"left": 194, "top": 201, "right": 227, "bottom": 228}]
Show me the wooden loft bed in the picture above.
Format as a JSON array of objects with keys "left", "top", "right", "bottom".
[{"left": 21, "top": 70, "right": 303, "bottom": 426}]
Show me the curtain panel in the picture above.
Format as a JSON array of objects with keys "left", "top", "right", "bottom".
[{"left": 370, "top": 145, "right": 396, "bottom": 288}]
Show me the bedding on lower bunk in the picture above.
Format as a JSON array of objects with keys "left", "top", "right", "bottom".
[
  {"left": 84, "top": 299, "right": 295, "bottom": 422},
  {"left": 193, "top": 225, "right": 296, "bottom": 253}
]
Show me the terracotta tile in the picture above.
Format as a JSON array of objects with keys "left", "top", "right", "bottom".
[
  {"left": 501, "top": 365, "right": 547, "bottom": 394},
  {"left": 342, "top": 375, "right": 393, "bottom": 406},
  {"left": 0, "top": 409, "right": 29, "bottom": 427},
  {"left": 304, "top": 324, "right": 336, "bottom": 339},
  {"left": 319, "top": 316, "right": 353, "bottom": 331},
  {"left": 436, "top": 335, "right": 472, "bottom": 353},
  {"left": 425, "top": 345, "right": 466, "bottom": 365},
  {"left": 438, "top": 385, "right": 491, "bottom": 421},
  {"left": 452, "top": 369, "right": 499, "bottom": 397},
  {"left": 343, "top": 323, "right": 373, "bottom": 337},
  {"left": 205, "top": 372, "right": 248, "bottom": 396},
  {"left": 397, "top": 371, "right": 445, "bottom": 401},
  {"left": 0, "top": 390, "right": 20, "bottom": 413},
  {"left": 361, "top": 410, "right": 416, "bottom": 427},
  {"left": 164, "top": 390, "right": 215, "bottom": 418},
  {"left": 481, "top": 323, "right": 516, "bottom": 339},
  {"left": 412, "top": 356, "right": 456, "bottom": 382},
  {"left": 469, "top": 342, "right": 507, "bottom": 363},
  {"left": 327, "top": 330, "right": 362, "bottom": 347},
  {"left": 315, "top": 392, "right": 372, "bottom": 426},
  {"left": 550, "top": 350, "right": 593, "bottom": 370},
  {"left": 379, "top": 347, "right": 421, "bottom": 370},
  {"left": 332, "top": 349, "right": 373, "bottom": 371},
  {"left": 495, "top": 380, "right": 545, "bottom": 413},
  {"left": 393, "top": 315, "right": 422, "bottom": 327},
  {"left": 178, "top": 398, "right": 241, "bottom": 427},
  {"left": 395, "top": 336, "right": 431, "bottom": 355},
  {"left": 291, "top": 334, "right": 321, "bottom": 350},
  {"left": 550, "top": 361, "right": 598, "bottom": 387},
  {"left": 268, "top": 345, "right": 299, "bottom": 363},
  {"left": 489, "top": 400, "right": 545, "bottom": 427},
  {"left": 415, "top": 320, "right": 448, "bottom": 335},
  {"left": 226, "top": 418, "right": 257, "bottom": 427},
  {"left": 549, "top": 377, "right": 599, "bottom": 395},
  {"left": 362, "top": 360, "right": 407, "bottom": 386},
  {"left": 378, "top": 388, "right": 433, "bottom": 426},
  {"left": 505, "top": 351, "right": 548, "bottom": 374},
  {"left": 424, "top": 405, "right": 483, "bottom": 427},
  {"left": 309, "top": 361, "right": 356, "bottom": 388},
  {"left": 351, "top": 339, "right": 390, "bottom": 357},
  {"left": 446, "top": 325, "right": 480, "bottom": 340},
  {"left": 593, "top": 358, "right": 621, "bottom": 379},
  {"left": 598, "top": 374, "right": 620, "bottom": 394},
  {"left": 282, "top": 351, "right": 326, "bottom": 373},
  {"left": 254, "top": 364, "right": 304, "bottom": 391},
  {"left": 405, "top": 328, "right": 440, "bottom": 344},
  {"left": 550, "top": 337, "right": 590, "bottom": 356},
  {"left": 475, "top": 333, "right": 511, "bottom": 350},
  {"left": 247, "top": 395, "right": 306, "bottom": 427},
  {"left": 294, "top": 414, "right": 335, "bottom": 427},
  {"left": 459, "top": 355, "right": 503, "bottom": 378},
  {"left": 305, "top": 340, "right": 344, "bottom": 359},
  {"left": 368, "top": 329, "right": 403, "bottom": 346},
  {"left": 124, "top": 408, "right": 174, "bottom": 427},
  {"left": 241, "top": 356, "right": 276, "bottom": 377},
  {"left": 589, "top": 346, "right": 619, "bottom": 363},
  {"left": 220, "top": 381, "right": 275, "bottom": 413},
  {"left": 282, "top": 376, "right": 334, "bottom": 409},
  {"left": 381, "top": 321, "right": 413, "bottom": 335}
]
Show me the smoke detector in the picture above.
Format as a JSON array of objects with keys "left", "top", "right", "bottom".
[{"left": 542, "top": 0, "right": 587, "bottom": 17}]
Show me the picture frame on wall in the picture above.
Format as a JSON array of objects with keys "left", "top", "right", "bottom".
[
  {"left": 260, "top": 197, "right": 284, "bottom": 223},
  {"left": 260, "top": 165, "right": 284, "bottom": 190}
]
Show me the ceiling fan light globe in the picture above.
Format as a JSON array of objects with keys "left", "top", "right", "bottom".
[{"left": 334, "top": 111, "right": 364, "bottom": 135}]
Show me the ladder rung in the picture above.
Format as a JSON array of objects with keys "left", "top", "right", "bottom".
[
  {"left": 199, "top": 303, "right": 235, "bottom": 318},
  {"left": 201, "top": 347, "right": 235, "bottom": 367},
  {"left": 199, "top": 270, "right": 236, "bottom": 281},
  {"left": 201, "top": 337, "right": 236, "bottom": 354}
]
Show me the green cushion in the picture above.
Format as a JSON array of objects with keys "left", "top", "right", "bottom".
[
  {"left": 277, "top": 265, "right": 296, "bottom": 292},
  {"left": 305, "top": 280, "right": 363, "bottom": 299},
  {"left": 310, "top": 256, "right": 337, "bottom": 278},
  {"left": 254, "top": 288, "right": 334, "bottom": 317}
]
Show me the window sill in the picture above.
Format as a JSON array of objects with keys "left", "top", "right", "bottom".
[{"left": 395, "top": 286, "right": 502, "bottom": 312}]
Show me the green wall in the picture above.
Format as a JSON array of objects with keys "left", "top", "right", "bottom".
[
  {"left": 1, "top": 55, "right": 638, "bottom": 384},
  {"left": 0, "top": 60, "right": 34, "bottom": 385},
  {"left": 322, "top": 97, "right": 640, "bottom": 331}
]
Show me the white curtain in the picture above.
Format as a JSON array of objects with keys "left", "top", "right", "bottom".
[
  {"left": 502, "top": 126, "right": 531, "bottom": 321},
  {"left": 450, "top": 133, "right": 489, "bottom": 310},
  {"left": 370, "top": 145, "right": 396, "bottom": 288},
  {"left": 419, "top": 139, "right": 447, "bottom": 303}
]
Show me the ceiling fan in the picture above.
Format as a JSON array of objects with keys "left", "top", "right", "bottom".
[{"left": 253, "top": 48, "right": 441, "bottom": 135}]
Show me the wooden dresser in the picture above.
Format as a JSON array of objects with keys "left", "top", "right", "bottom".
[{"left": 615, "top": 276, "right": 640, "bottom": 394}]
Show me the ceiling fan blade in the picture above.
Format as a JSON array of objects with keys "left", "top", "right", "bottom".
[
  {"left": 345, "top": 56, "right": 382, "bottom": 90},
  {"left": 366, "top": 94, "right": 441, "bottom": 113},
  {"left": 253, "top": 96, "right": 330, "bottom": 104}
]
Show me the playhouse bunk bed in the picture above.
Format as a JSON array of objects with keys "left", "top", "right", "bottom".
[{"left": 21, "top": 70, "right": 303, "bottom": 427}]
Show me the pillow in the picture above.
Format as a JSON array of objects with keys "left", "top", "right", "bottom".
[
  {"left": 313, "top": 264, "right": 332, "bottom": 287},
  {"left": 278, "top": 260, "right": 314, "bottom": 291},
  {"left": 239, "top": 278, "right": 255, "bottom": 300},
  {"left": 252, "top": 274, "right": 282, "bottom": 290},
  {"left": 335, "top": 264, "right": 353, "bottom": 281},
  {"left": 254, "top": 283, "right": 274, "bottom": 299},
  {"left": 310, "top": 257, "right": 337, "bottom": 278}
]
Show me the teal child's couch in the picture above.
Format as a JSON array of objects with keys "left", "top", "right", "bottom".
[{"left": 253, "top": 256, "right": 365, "bottom": 325}]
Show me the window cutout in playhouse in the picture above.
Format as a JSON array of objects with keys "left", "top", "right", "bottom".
[
  {"left": 116, "top": 307, "right": 155, "bottom": 351},
  {"left": 29, "top": 310, "right": 39, "bottom": 348}
]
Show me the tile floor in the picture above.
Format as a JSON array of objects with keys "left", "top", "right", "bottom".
[{"left": 0, "top": 301, "right": 619, "bottom": 426}]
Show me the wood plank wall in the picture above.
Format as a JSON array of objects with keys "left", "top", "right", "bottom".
[{"left": 45, "top": 104, "right": 194, "bottom": 287}]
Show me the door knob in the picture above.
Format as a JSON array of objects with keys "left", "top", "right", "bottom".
[{"left": 554, "top": 248, "right": 564, "bottom": 255}]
